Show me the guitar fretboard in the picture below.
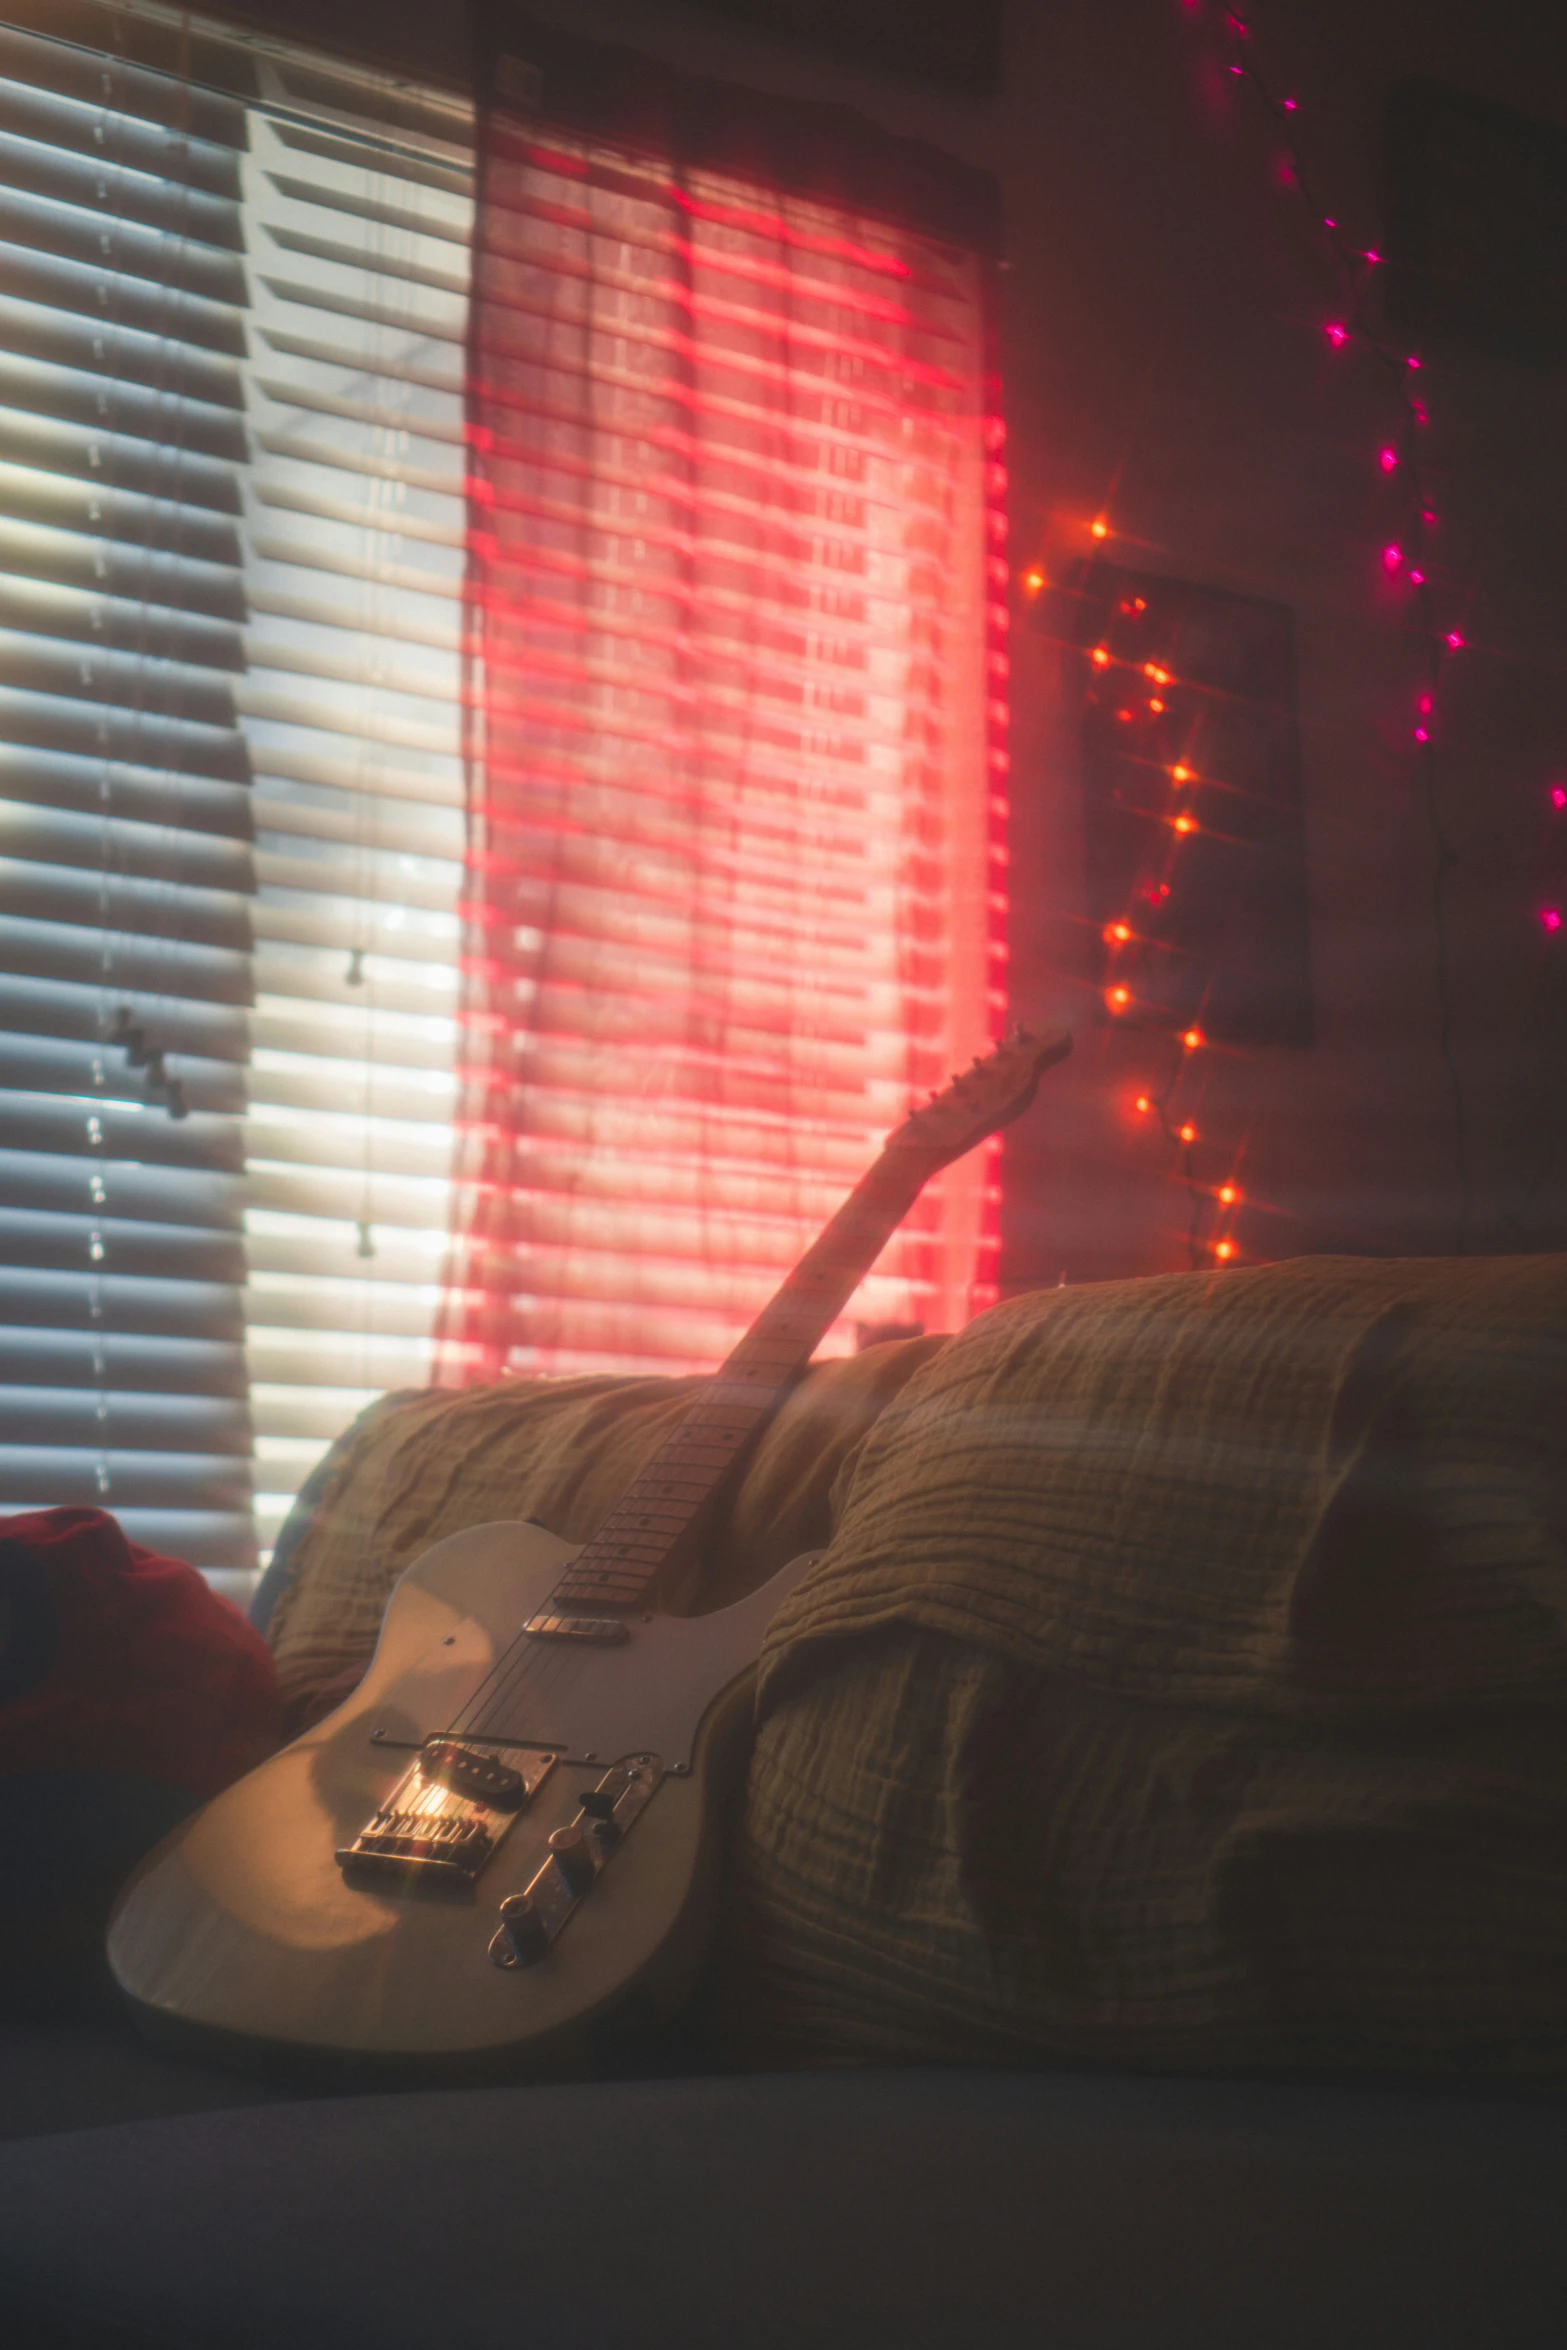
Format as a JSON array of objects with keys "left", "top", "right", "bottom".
[
  {"left": 542, "top": 1149, "right": 938, "bottom": 1616},
  {"left": 448, "top": 1024, "right": 1069, "bottom": 1743}
]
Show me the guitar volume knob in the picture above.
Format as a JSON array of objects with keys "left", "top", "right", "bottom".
[
  {"left": 548, "top": 1824, "right": 595, "bottom": 1893},
  {"left": 495, "top": 1892, "right": 548, "bottom": 1967}
]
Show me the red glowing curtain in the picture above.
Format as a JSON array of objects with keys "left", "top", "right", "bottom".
[{"left": 439, "top": 12, "right": 1007, "bottom": 1383}]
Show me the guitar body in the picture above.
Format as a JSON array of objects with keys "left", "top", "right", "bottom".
[{"left": 109, "top": 1522, "right": 821, "bottom": 2081}]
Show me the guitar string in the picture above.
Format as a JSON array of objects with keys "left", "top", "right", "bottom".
[
  {"left": 451, "top": 1247, "right": 882, "bottom": 1741},
  {"left": 443, "top": 1230, "right": 843, "bottom": 1742},
  {"left": 445, "top": 1256, "right": 868, "bottom": 1742},
  {"left": 448, "top": 1397, "right": 771, "bottom": 1743},
  {"left": 436, "top": 1057, "right": 1044, "bottom": 1748},
  {"left": 448, "top": 1168, "right": 935, "bottom": 1744}
]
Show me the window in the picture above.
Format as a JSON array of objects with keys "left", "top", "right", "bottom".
[
  {"left": 0, "top": 2, "right": 1005, "bottom": 1597},
  {"left": 0, "top": 6, "right": 472, "bottom": 1597},
  {"left": 443, "top": 64, "right": 1006, "bottom": 1381}
]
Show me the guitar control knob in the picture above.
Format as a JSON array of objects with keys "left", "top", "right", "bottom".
[
  {"left": 549, "top": 1824, "right": 595, "bottom": 1893},
  {"left": 496, "top": 1893, "right": 547, "bottom": 1967}
]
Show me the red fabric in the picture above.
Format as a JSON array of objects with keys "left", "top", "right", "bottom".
[{"left": 0, "top": 1509, "right": 281, "bottom": 1798}]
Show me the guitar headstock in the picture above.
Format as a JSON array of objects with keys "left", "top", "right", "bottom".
[{"left": 888, "top": 1026, "right": 1073, "bottom": 1167}]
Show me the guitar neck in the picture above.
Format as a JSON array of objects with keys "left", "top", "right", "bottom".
[{"left": 550, "top": 1145, "right": 939, "bottom": 1614}]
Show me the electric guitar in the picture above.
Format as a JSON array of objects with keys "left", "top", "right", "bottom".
[{"left": 109, "top": 1026, "right": 1071, "bottom": 2078}]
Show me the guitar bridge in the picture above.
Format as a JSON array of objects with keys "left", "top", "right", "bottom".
[{"left": 336, "top": 1740, "right": 557, "bottom": 1894}]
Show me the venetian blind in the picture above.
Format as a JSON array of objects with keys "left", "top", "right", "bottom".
[
  {"left": 0, "top": 1, "right": 1006, "bottom": 1589},
  {"left": 234, "top": 51, "right": 472, "bottom": 1575},
  {"left": 0, "top": 5, "right": 474, "bottom": 1593}
]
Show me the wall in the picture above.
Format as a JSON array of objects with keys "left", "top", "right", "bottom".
[
  {"left": 205, "top": 0, "right": 1567, "bottom": 1293},
  {"left": 996, "top": 0, "right": 1567, "bottom": 1287}
]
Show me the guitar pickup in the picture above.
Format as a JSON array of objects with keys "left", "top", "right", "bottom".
[
  {"left": 337, "top": 1742, "right": 557, "bottom": 1894},
  {"left": 421, "top": 1739, "right": 529, "bottom": 1809},
  {"left": 523, "top": 1613, "right": 630, "bottom": 1645}
]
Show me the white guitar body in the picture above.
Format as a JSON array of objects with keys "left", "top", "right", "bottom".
[
  {"left": 109, "top": 1522, "right": 821, "bottom": 2080},
  {"left": 109, "top": 1027, "right": 1073, "bottom": 2081}
]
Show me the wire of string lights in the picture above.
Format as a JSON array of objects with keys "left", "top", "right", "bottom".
[
  {"left": 1203, "top": 0, "right": 1487, "bottom": 1252},
  {"left": 1022, "top": 4, "right": 1567, "bottom": 1264}
]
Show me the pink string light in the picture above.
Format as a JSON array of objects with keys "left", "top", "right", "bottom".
[
  {"left": 1161, "top": 0, "right": 1536, "bottom": 1259},
  {"left": 1184, "top": 0, "right": 1567, "bottom": 1254}
]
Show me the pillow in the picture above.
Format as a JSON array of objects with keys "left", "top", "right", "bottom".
[
  {"left": 0, "top": 1507, "right": 281, "bottom": 2017},
  {"left": 263, "top": 1339, "right": 947, "bottom": 1721},
  {"left": 727, "top": 1255, "right": 1567, "bottom": 2082}
]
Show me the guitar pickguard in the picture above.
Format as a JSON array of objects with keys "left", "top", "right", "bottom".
[{"left": 367, "top": 1534, "right": 827, "bottom": 1771}]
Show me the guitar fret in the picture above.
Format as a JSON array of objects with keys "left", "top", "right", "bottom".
[{"left": 530, "top": 1087, "right": 1006, "bottom": 1629}]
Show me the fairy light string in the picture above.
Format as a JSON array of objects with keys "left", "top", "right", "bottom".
[
  {"left": 1085, "top": 574, "right": 1247, "bottom": 1268},
  {"left": 1027, "top": 2, "right": 1567, "bottom": 1261},
  {"left": 1207, "top": 0, "right": 1486, "bottom": 1246}
]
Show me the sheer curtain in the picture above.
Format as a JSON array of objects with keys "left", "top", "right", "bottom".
[{"left": 439, "top": 14, "right": 1008, "bottom": 1384}]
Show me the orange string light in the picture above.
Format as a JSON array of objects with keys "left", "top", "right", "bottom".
[{"left": 1074, "top": 518, "right": 1254, "bottom": 1271}]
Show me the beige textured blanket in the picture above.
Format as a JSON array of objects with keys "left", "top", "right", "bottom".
[
  {"left": 266, "top": 1338, "right": 944, "bottom": 1719},
  {"left": 728, "top": 1255, "right": 1567, "bottom": 2080},
  {"left": 267, "top": 1252, "right": 1567, "bottom": 2081}
]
